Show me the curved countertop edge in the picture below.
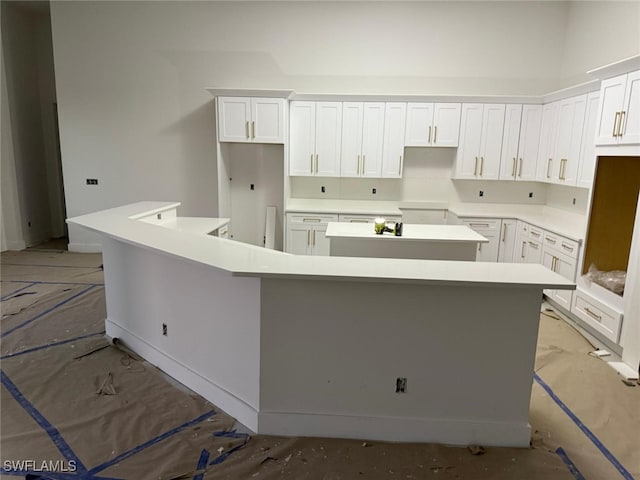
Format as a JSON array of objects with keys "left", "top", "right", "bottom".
[{"left": 67, "top": 202, "right": 575, "bottom": 290}]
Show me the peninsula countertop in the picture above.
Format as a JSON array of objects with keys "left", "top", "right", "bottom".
[{"left": 325, "top": 222, "right": 489, "bottom": 243}]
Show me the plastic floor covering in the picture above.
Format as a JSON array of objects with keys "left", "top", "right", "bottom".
[{"left": 1, "top": 250, "right": 638, "bottom": 480}]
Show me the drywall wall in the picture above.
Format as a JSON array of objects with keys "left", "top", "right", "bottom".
[
  {"left": 1, "top": 3, "right": 53, "bottom": 248},
  {"left": 49, "top": 1, "right": 638, "bottom": 250}
]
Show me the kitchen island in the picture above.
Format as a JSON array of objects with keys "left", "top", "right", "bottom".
[
  {"left": 68, "top": 201, "right": 575, "bottom": 447},
  {"left": 326, "top": 222, "right": 488, "bottom": 260}
]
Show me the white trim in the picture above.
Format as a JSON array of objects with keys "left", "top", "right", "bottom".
[
  {"left": 2, "top": 240, "right": 27, "bottom": 251},
  {"left": 68, "top": 242, "right": 102, "bottom": 253},
  {"left": 587, "top": 54, "right": 640, "bottom": 80}
]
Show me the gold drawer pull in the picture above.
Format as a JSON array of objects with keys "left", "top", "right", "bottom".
[
  {"left": 546, "top": 238, "right": 557, "bottom": 244},
  {"left": 303, "top": 218, "right": 322, "bottom": 223},
  {"left": 530, "top": 231, "right": 541, "bottom": 237},
  {"left": 584, "top": 307, "right": 602, "bottom": 321},
  {"left": 561, "top": 243, "right": 574, "bottom": 252},
  {"left": 528, "top": 241, "right": 539, "bottom": 249}
]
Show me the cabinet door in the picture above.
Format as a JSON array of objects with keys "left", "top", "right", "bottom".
[
  {"left": 311, "top": 226, "right": 331, "bottom": 256},
  {"left": 478, "top": 104, "right": 506, "bottom": 180},
  {"left": 497, "top": 219, "right": 517, "bottom": 262},
  {"left": 577, "top": 91, "right": 600, "bottom": 188},
  {"left": 536, "top": 102, "right": 558, "bottom": 183},
  {"left": 517, "top": 105, "right": 542, "bottom": 181},
  {"left": 476, "top": 231, "right": 500, "bottom": 262},
  {"left": 289, "top": 101, "right": 316, "bottom": 176},
  {"left": 555, "top": 95, "right": 586, "bottom": 186},
  {"left": 361, "top": 102, "right": 386, "bottom": 177},
  {"left": 217, "top": 97, "right": 251, "bottom": 143},
  {"left": 455, "top": 104, "right": 484, "bottom": 179},
  {"left": 340, "top": 102, "right": 364, "bottom": 177},
  {"left": 432, "top": 103, "right": 461, "bottom": 147},
  {"left": 381, "top": 103, "right": 407, "bottom": 178},
  {"left": 595, "top": 74, "right": 626, "bottom": 146},
  {"left": 315, "top": 102, "right": 342, "bottom": 177},
  {"left": 620, "top": 70, "right": 640, "bottom": 144},
  {"left": 286, "top": 225, "right": 312, "bottom": 255},
  {"left": 499, "top": 104, "right": 523, "bottom": 180},
  {"left": 524, "top": 239, "right": 543, "bottom": 264},
  {"left": 251, "top": 98, "right": 285, "bottom": 143},
  {"left": 404, "top": 103, "right": 434, "bottom": 146}
]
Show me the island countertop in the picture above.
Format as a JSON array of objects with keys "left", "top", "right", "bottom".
[{"left": 325, "top": 222, "right": 489, "bottom": 243}]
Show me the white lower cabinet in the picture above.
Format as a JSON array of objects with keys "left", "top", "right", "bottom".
[
  {"left": 571, "top": 288, "right": 623, "bottom": 343},
  {"left": 497, "top": 219, "right": 517, "bottom": 262},
  {"left": 460, "top": 218, "right": 501, "bottom": 262},
  {"left": 286, "top": 213, "right": 338, "bottom": 256},
  {"left": 337, "top": 214, "right": 401, "bottom": 224}
]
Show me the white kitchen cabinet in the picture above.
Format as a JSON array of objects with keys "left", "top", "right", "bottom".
[
  {"left": 381, "top": 103, "right": 407, "bottom": 178},
  {"left": 499, "top": 105, "right": 542, "bottom": 181},
  {"left": 497, "top": 219, "right": 517, "bottom": 262},
  {"left": 536, "top": 102, "right": 559, "bottom": 183},
  {"left": 337, "top": 214, "right": 402, "bottom": 224},
  {"left": 514, "top": 222, "right": 543, "bottom": 264},
  {"left": 286, "top": 213, "right": 338, "bottom": 255},
  {"left": 289, "top": 101, "right": 342, "bottom": 177},
  {"left": 595, "top": 69, "right": 640, "bottom": 146},
  {"left": 572, "top": 288, "right": 624, "bottom": 343},
  {"left": 340, "top": 102, "right": 385, "bottom": 177},
  {"left": 460, "top": 217, "right": 501, "bottom": 262},
  {"left": 576, "top": 91, "right": 601, "bottom": 189},
  {"left": 455, "top": 104, "right": 505, "bottom": 180},
  {"left": 404, "top": 103, "right": 461, "bottom": 147},
  {"left": 217, "top": 97, "right": 286, "bottom": 144},
  {"left": 542, "top": 249, "right": 576, "bottom": 310}
]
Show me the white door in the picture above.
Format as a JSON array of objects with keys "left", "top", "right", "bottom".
[
  {"left": 620, "top": 70, "right": 640, "bottom": 144},
  {"left": 478, "top": 104, "right": 506, "bottom": 180},
  {"left": 561, "top": 95, "right": 586, "bottom": 186},
  {"left": 536, "top": 102, "right": 558, "bottom": 182},
  {"left": 404, "top": 103, "right": 434, "bottom": 146},
  {"left": 476, "top": 232, "right": 500, "bottom": 262},
  {"left": 577, "top": 92, "right": 600, "bottom": 188},
  {"left": 455, "top": 104, "right": 484, "bottom": 179},
  {"left": 497, "top": 219, "right": 517, "bottom": 263},
  {"left": 381, "top": 103, "right": 407, "bottom": 178},
  {"left": 499, "top": 104, "right": 523, "bottom": 180},
  {"left": 361, "top": 102, "right": 386, "bottom": 177},
  {"left": 311, "top": 226, "right": 332, "bottom": 256},
  {"left": 517, "top": 105, "right": 542, "bottom": 181},
  {"left": 252, "top": 98, "right": 285, "bottom": 143},
  {"left": 287, "top": 225, "right": 312, "bottom": 255},
  {"left": 289, "top": 101, "right": 316, "bottom": 176},
  {"left": 595, "top": 74, "right": 626, "bottom": 146},
  {"left": 315, "top": 102, "right": 342, "bottom": 177},
  {"left": 340, "top": 102, "right": 364, "bottom": 177},
  {"left": 432, "top": 103, "right": 461, "bottom": 147},
  {"left": 524, "top": 239, "right": 543, "bottom": 264},
  {"left": 218, "top": 97, "right": 251, "bottom": 143}
]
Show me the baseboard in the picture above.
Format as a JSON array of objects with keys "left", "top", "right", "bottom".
[
  {"left": 68, "top": 242, "right": 103, "bottom": 253},
  {"left": 105, "top": 318, "right": 259, "bottom": 432},
  {"left": 3, "top": 240, "right": 27, "bottom": 251},
  {"left": 258, "top": 411, "right": 532, "bottom": 447}
]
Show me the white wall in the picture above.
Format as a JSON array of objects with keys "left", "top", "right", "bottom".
[{"left": 49, "top": 1, "right": 639, "bottom": 249}]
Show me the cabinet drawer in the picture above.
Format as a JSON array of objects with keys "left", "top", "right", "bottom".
[
  {"left": 339, "top": 214, "right": 401, "bottom": 224},
  {"left": 287, "top": 213, "right": 338, "bottom": 226},
  {"left": 572, "top": 289, "right": 623, "bottom": 343},
  {"left": 528, "top": 225, "right": 543, "bottom": 241},
  {"left": 461, "top": 218, "right": 500, "bottom": 232},
  {"left": 543, "top": 231, "right": 579, "bottom": 258}
]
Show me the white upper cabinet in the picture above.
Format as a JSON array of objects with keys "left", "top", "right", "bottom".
[
  {"left": 289, "top": 101, "right": 342, "bottom": 177},
  {"left": 217, "top": 97, "right": 285, "bottom": 144},
  {"left": 455, "top": 103, "right": 505, "bottom": 180},
  {"left": 576, "top": 91, "right": 601, "bottom": 189},
  {"left": 499, "top": 105, "right": 542, "bottom": 181},
  {"left": 595, "top": 70, "right": 640, "bottom": 145},
  {"left": 381, "top": 103, "right": 407, "bottom": 178},
  {"left": 404, "top": 103, "right": 461, "bottom": 147},
  {"left": 536, "top": 94, "right": 587, "bottom": 186},
  {"left": 340, "top": 102, "right": 385, "bottom": 177}
]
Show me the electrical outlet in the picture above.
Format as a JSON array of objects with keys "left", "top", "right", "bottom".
[
  {"left": 250, "top": 184, "right": 255, "bottom": 190},
  {"left": 86, "top": 178, "right": 99, "bottom": 185},
  {"left": 157, "top": 213, "right": 162, "bottom": 220},
  {"left": 479, "top": 190, "right": 484, "bottom": 197},
  {"left": 529, "top": 192, "right": 534, "bottom": 198},
  {"left": 162, "top": 323, "right": 168, "bottom": 336},
  {"left": 396, "top": 377, "right": 407, "bottom": 393},
  {"left": 572, "top": 198, "right": 576, "bottom": 205},
  {"left": 372, "top": 188, "right": 377, "bottom": 194},
  {"left": 321, "top": 186, "right": 326, "bottom": 193}
]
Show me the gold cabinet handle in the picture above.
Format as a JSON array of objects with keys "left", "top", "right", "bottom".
[
  {"left": 398, "top": 155, "right": 402, "bottom": 175},
  {"left": 315, "top": 154, "right": 319, "bottom": 173},
  {"left": 480, "top": 157, "right": 484, "bottom": 176},
  {"left": 512, "top": 158, "right": 516, "bottom": 178},
  {"left": 310, "top": 154, "right": 314, "bottom": 174},
  {"left": 434, "top": 125, "right": 437, "bottom": 144},
  {"left": 469, "top": 223, "right": 490, "bottom": 228},
  {"left": 613, "top": 111, "right": 621, "bottom": 137},
  {"left": 584, "top": 307, "right": 602, "bottom": 321},
  {"left": 307, "top": 229, "right": 310, "bottom": 246},
  {"left": 521, "top": 241, "right": 526, "bottom": 258},
  {"left": 428, "top": 125, "right": 432, "bottom": 143},
  {"left": 547, "top": 158, "right": 552, "bottom": 179},
  {"left": 528, "top": 241, "right": 539, "bottom": 249},
  {"left": 246, "top": 121, "right": 250, "bottom": 139},
  {"left": 251, "top": 121, "right": 255, "bottom": 139},
  {"left": 561, "top": 243, "right": 574, "bottom": 253},
  {"left": 562, "top": 158, "right": 567, "bottom": 180},
  {"left": 618, "top": 111, "right": 626, "bottom": 137},
  {"left": 357, "top": 155, "right": 361, "bottom": 175},
  {"left": 501, "top": 223, "right": 507, "bottom": 242},
  {"left": 546, "top": 237, "right": 557, "bottom": 245},
  {"left": 362, "top": 155, "right": 365, "bottom": 173},
  {"left": 474, "top": 157, "right": 478, "bottom": 176},
  {"left": 518, "top": 158, "right": 523, "bottom": 177},
  {"left": 552, "top": 256, "right": 558, "bottom": 272},
  {"left": 312, "top": 229, "right": 316, "bottom": 247},
  {"left": 530, "top": 230, "right": 540, "bottom": 238}
]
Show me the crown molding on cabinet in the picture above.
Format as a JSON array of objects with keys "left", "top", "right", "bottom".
[
  {"left": 290, "top": 93, "right": 543, "bottom": 104},
  {"left": 206, "top": 88, "right": 295, "bottom": 99},
  {"left": 587, "top": 54, "right": 640, "bottom": 81},
  {"left": 542, "top": 80, "right": 601, "bottom": 104}
]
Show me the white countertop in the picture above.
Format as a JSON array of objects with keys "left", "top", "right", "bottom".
[
  {"left": 325, "top": 222, "right": 488, "bottom": 243},
  {"left": 67, "top": 201, "right": 574, "bottom": 290},
  {"left": 156, "top": 217, "right": 229, "bottom": 235},
  {"left": 286, "top": 199, "right": 402, "bottom": 216}
]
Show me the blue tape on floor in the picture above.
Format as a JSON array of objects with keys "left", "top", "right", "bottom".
[
  {"left": 1, "top": 331, "right": 105, "bottom": 360},
  {"left": 1, "top": 285, "right": 96, "bottom": 339},
  {"left": 535, "top": 373, "right": 635, "bottom": 480},
  {"left": 0, "top": 370, "right": 88, "bottom": 474},
  {"left": 556, "top": 447, "right": 587, "bottom": 480},
  {"left": 208, "top": 431, "right": 250, "bottom": 467},
  {"left": 1, "top": 282, "right": 37, "bottom": 301},
  {"left": 193, "top": 449, "right": 210, "bottom": 480},
  {"left": 88, "top": 409, "right": 217, "bottom": 475}
]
